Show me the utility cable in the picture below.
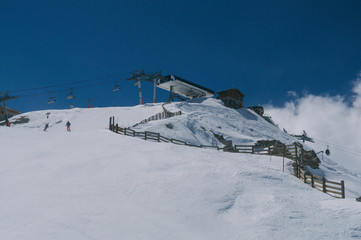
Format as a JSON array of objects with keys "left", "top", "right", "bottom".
[
  {"left": 10, "top": 71, "right": 132, "bottom": 93},
  {"left": 312, "top": 137, "right": 361, "bottom": 156},
  {"left": 16, "top": 79, "right": 116, "bottom": 99}
]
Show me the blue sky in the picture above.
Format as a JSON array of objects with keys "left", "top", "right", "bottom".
[{"left": 1, "top": 0, "right": 361, "bottom": 112}]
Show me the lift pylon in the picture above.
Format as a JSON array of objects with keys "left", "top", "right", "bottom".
[{"left": 0, "top": 91, "right": 18, "bottom": 127}]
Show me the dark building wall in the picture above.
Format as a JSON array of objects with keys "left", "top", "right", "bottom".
[
  {"left": 0, "top": 106, "right": 20, "bottom": 121},
  {"left": 216, "top": 89, "right": 245, "bottom": 109}
]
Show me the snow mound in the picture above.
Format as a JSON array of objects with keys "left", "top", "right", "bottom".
[{"left": 132, "top": 98, "right": 298, "bottom": 146}]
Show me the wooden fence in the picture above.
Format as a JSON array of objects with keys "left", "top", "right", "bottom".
[
  {"left": 109, "top": 116, "right": 345, "bottom": 199},
  {"left": 133, "top": 110, "right": 182, "bottom": 127},
  {"left": 234, "top": 144, "right": 299, "bottom": 160},
  {"left": 296, "top": 165, "right": 345, "bottom": 199},
  {"left": 111, "top": 124, "right": 223, "bottom": 150},
  {"left": 131, "top": 102, "right": 183, "bottom": 127}
]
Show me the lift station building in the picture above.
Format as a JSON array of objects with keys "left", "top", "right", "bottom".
[{"left": 157, "top": 75, "right": 215, "bottom": 99}]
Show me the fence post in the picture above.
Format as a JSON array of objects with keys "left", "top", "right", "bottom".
[
  {"left": 252, "top": 146, "right": 254, "bottom": 154},
  {"left": 268, "top": 145, "right": 271, "bottom": 155},
  {"left": 115, "top": 124, "right": 118, "bottom": 133},
  {"left": 109, "top": 117, "right": 112, "bottom": 130},
  {"left": 341, "top": 180, "right": 345, "bottom": 199},
  {"left": 303, "top": 172, "right": 307, "bottom": 183},
  {"left": 298, "top": 165, "right": 300, "bottom": 178},
  {"left": 311, "top": 175, "right": 314, "bottom": 188},
  {"left": 132, "top": 129, "right": 135, "bottom": 137},
  {"left": 295, "top": 145, "right": 298, "bottom": 160},
  {"left": 144, "top": 131, "right": 147, "bottom": 140},
  {"left": 157, "top": 133, "right": 160, "bottom": 142},
  {"left": 322, "top": 177, "right": 327, "bottom": 193},
  {"left": 112, "top": 117, "right": 115, "bottom": 131}
]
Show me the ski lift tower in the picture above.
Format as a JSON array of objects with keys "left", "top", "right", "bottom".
[
  {"left": 127, "top": 70, "right": 148, "bottom": 105},
  {"left": 291, "top": 130, "right": 315, "bottom": 143},
  {"left": 149, "top": 71, "right": 164, "bottom": 103},
  {"left": 0, "top": 91, "right": 18, "bottom": 127},
  {"left": 127, "top": 70, "right": 163, "bottom": 104}
]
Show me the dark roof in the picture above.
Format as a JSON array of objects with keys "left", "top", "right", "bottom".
[
  {"left": 217, "top": 89, "right": 245, "bottom": 97},
  {"left": 217, "top": 89, "right": 245, "bottom": 98},
  {"left": 0, "top": 106, "right": 20, "bottom": 115},
  {"left": 161, "top": 75, "right": 215, "bottom": 95}
]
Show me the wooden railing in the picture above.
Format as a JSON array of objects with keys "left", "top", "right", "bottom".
[
  {"left": 132, "top": 103, "right": 182, "bottom": 127},
  {"left": 109, "top": 116, "right": 345, "bottom": 199},
  {"left": 112, "top": 125, "right": 223, "bottom": 150},
  {"left": 234, "top": 144, "right": 299, "bottom": 160},
  {"left": 296, "top": 165, "right": 345, "bottom": 199},
  {"left": 133, "top": 111, "right": 182, "bottom": 126}
]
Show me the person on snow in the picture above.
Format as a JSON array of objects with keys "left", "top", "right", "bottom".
[
  {"left": 43, "top": 123, "right": 49, "bottom": 131},
  {"left": 66, "top": 121, "right": 71, "bottom": 132}
]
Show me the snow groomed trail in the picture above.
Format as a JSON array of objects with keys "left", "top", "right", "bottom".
[{"left": 1, "top": 99, "right": 361, "bottom": 239}]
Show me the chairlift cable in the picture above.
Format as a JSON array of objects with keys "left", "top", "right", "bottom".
[
  {"left": 313, "top": 137, "right": 361, "bottom": 154},
  {"left": 313, "top": 141, "right": 361, "bottom": 156},
  {"left": 312, "top": 137, "right": 361, "bottom": 156},
  {"left": 15, "top": 79, "right": 116, "bottom": 99},
  {"left": 9, "top": 72, "right": 131, "bottom": 93}
]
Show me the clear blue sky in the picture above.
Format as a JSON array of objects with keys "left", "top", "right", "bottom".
[{"left": 1, "top": 0, "right": 361, "bottom": 112}]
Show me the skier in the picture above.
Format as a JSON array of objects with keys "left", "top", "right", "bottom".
[{"left": 66, "top": 121, "right": 71, "bottom": 132}]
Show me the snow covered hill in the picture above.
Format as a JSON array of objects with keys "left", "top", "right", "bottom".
[
  {"left": 1, "top": 99, "right": 361, "bottom": 239},
  {"left": 132, "top": 98, "right": 297, "bottom": 147}
]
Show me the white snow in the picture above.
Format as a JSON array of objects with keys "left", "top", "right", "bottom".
[{"left": 1, "top": 98, "right": 361, "bottom": 239}]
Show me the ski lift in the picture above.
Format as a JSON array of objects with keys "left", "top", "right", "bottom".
[
  {"left": 66, "top": 88, "right": 75, "bottom": 100},
  {"left": 47, "top": 93, "right": 56, "bottom": 104},
  {"left": 325, "top": 145, "right": 331, "bottom": 156},
  {"left": 112, "top": 82, "right": 121, "bottom": 92}
]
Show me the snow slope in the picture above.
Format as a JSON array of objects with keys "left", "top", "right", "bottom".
[
  {"left": 1, "top": 99, "right": 361, "bottom": 239},
  {"left": 132, "top": 98, "right": 298, "bottom": 146}
]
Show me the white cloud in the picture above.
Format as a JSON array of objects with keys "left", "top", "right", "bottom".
[
  {"left": 287, "top": 90, "right": 298, "bottom": 98},
  {"left": 265, "top": 75, "right": 361, "bottom": 173},
  {"left": 352, "top": 71, "right": 361, "bottom": 109}
]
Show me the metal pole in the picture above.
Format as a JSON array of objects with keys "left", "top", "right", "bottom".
[
  {"left": 168, "top": 86, "right": 174, "bottom": 102},
  {"left": 2, "top": 96, "right": 9, "bottom": 127},
  {"left": 137, "top": 80, "right": 143, "bottom": 105},
  {"left": 153, "top": 78, "right": 157, "bottom": 103}
]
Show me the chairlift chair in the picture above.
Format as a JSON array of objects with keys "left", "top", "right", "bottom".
[
  {"left": 47, "top": 93, "right": 56, "bottom": 104},
  {"left": 325, "top": 145, "right": 331, "bottom": 156},
  {"left": 66, "top": 88, "right": 75, "bottom": 100},
  {"left": 112, "top": 83, "right": 121, "bottom": 92}
]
